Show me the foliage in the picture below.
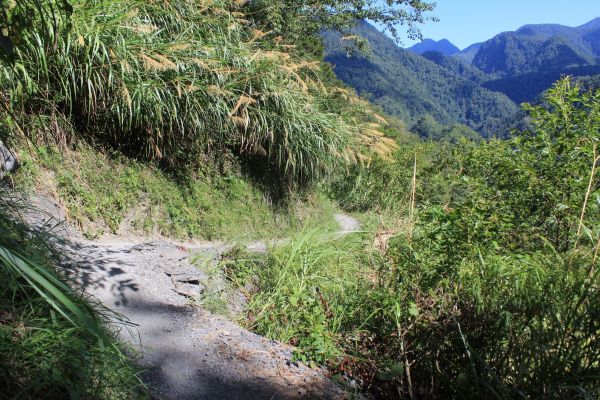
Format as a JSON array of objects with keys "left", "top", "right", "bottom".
[
  {"left": 242, "top": 78, "right": 600, "bottom": 398},
  {"left": 328, "top": 142, "right": 456, "bottom": 213},
  {"left": 473, "top": 22, "right": 600, "bottom": 78},
  {"left": 411, "top": 115, "right": 480, "bottom": 142},
  {"left": 371, "top": 78, "right": 600, "bottom": 398},
  {"left": 245, "top": 0, "right": 436, "bottom": 45},
  {"left": 461, "top": 18, "right": 600, "bottom": 103}
]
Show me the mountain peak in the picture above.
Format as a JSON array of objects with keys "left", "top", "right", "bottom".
[
  {"left": 577, "top": 17, "right": 600, "bottom": 32},
  {"left": 409, "top": 38, "right": 460, "bottom": 56}
]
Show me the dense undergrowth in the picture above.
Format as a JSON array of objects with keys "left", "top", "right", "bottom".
[
  {"left": 229, "top": 79, "right": 600, "bottom": 399},
  {"left": 14, "top": 142, "right": 338, "bottom": 240}
]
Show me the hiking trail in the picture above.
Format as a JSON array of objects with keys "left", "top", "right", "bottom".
[{"left": 31, "top": 196, "right": 360, "bottom": 400}]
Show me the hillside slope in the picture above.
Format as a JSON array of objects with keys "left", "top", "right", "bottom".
[
  {"left": 408, "top": 38, "right": 459, "bottom": 55},
  {"left": 323, "top": 21, "right": 517, "bottom": 137},
  {"left": 463, "top": 17, "right": 600, "bottom": 102}
]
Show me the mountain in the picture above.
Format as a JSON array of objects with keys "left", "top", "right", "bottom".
[
  {"left": 323, "top": 21, "right": 518, "bottom": 137},
  {"left": 323, "top": 18, "right": 600, "bottom": 140},
  {"left": 454, "top": 42, "right": 482, "bottom": 64},
  {"left": 459, "top": 18, "right": 600, "bottom": 102},
  {"left": 409, "top": 38, "right": 460, "bottom": 56},
  {"left": 472, "top": 31, "right": 593, "bottom": 77},
  {"left": 467, "top": 18, "right": 600, "bottom": 77}
]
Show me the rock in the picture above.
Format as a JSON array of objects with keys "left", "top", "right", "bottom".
[
  {"left": 0, "top": 140, "right": 19, "bottom": 178},
  {"left": 173, "top": 282, "right": 204, "bottom": 299},
  {"left": 173, "top": 274, "right": 203, "bottom": 285}
]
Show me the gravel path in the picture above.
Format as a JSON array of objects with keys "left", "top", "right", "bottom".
[{"left": 42, "top": 204, "right": 361, "bottom": 400}]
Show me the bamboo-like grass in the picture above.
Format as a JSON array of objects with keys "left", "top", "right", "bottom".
[{"left": 1, "top": 0, "right": 396, "bottom": 183}]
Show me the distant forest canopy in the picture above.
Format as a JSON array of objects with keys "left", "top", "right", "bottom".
[{"left": 324, "top": 17, "right": 600, "bottom": 139}]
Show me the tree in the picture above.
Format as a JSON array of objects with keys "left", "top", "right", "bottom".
[
  {"left": 245, "top": 0, "right": 436, "bottom": 44},
  {"left": 411, "top": 114, "right": 442, "bottom": 140}
]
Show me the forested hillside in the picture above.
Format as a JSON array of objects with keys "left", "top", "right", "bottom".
[
  {"left": 474, "top": 17, "right": 600, "bottom": 76},
  {"left": 471, "top": 18, "right": 600, "bottom": 102},
  {"left": 2, "top": 1, "right": 600, "bottom": 399},
  {"left": 327, "top": 18, "right": 600, "bottom": 138},
  {"left": 323, "top": 21, "right": 518, "bottom": 137}
]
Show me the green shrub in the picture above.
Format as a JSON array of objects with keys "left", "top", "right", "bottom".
[
  {"left": 371, "top": 78, "right": 600, "bottom": 398},
  {"left": 245, "top": 78, "right": 600, "bottom": 398}
]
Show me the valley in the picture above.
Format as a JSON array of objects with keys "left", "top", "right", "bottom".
[{"left": 325, "top": 17, "right": 600, "bottom": 139}]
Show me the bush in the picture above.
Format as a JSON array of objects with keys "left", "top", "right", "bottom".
[{"left": 244, "top": 78, "right": 600, "bottom": 398}]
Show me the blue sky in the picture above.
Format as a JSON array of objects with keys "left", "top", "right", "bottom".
[{"left": 390, "top": 0, "right": 600, "bottom": 50}]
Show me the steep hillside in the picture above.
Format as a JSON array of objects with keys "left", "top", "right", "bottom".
[
  {"left": 455, "top": 42, "right": 483, "bottom": 63},
  {"left": 483, "top": 64, "right": 600, "bottom": 104},
  {"left": 471, "top": 18, "right": 600, "bottom": 77},
  {"left": 323, "top": 21, "right": 517, "bottom": 137},
  {"left": 472, "top": 31, "right": 593, "bottom": 76},
  {"left": 408, "top": 38, "right": 459, "bottom": 55},
  {"left": 462, "top": 18, "right": 600, "bottom": 102},
  {"left": 421, "top": 50, "right": 488, "bottom": 83}
]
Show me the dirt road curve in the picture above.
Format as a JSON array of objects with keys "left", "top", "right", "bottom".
[{"left": 47, "top": 208, "right": 361, "bottom": 400}]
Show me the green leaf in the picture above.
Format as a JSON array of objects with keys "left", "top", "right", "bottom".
[{"left": 409, "top": 302, "right": 419, "bottom": 317}]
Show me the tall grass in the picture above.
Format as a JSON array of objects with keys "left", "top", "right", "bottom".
[
  {"left": 1, "top": 0, "right": 396, "bottom": 185},
  {"left": 241, "top": 228, "right": 368, "bottom": 365}
]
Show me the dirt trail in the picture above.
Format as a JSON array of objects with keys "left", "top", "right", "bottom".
[{"left": 39, "top": 200, "right": 361, "bottom": 400}]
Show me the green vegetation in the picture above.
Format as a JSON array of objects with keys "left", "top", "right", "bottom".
[
  {"left": 2, "top": 0, "right": 600, "bottom": 398},
  {"left": 408, "top": 39, "right": 459, "bottom": 56},
  {"left": 247, "top": 0, "right": 435, "bottom": 44},
  {"left": 0, "top": 193, "right": 144, "bottom": 399},
  {"left": 323, "top": 21, "right": 518, "bottom": 138},
  {"left": 411, "top": 115, "right": 480, "bottom": 142},
  {"left": 230, "top": 79, "right": 600, "bottom": 398},
  {"left": 15, "top": 143, "right": 339, "bottom": 240}
]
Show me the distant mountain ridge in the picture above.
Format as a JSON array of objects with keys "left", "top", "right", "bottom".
[
  {"left": 323, "top": 17, "right": 600, "bottom": 139},
  {"left": 466, "top": 18, "right": 600, "bottom": 77},
  {"left": 408, "top": 38, "right": 460, "bottom": 56},
  {"left": 460, "top": 18, "right": 600, "bottom": 103},
  {"left": 323, "top": 21, "right": 517, "bottom": 137}
]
